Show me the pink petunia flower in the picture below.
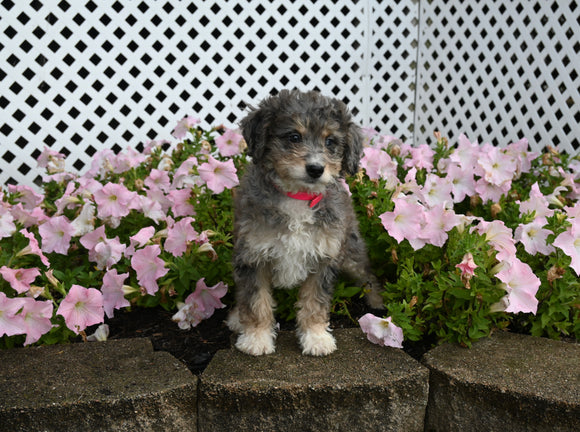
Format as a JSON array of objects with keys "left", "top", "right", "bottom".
[
  {"left": 101, "top": 269, "right": 130, "bottom": 319},
  {"left": 0, "top": 207, "right": 16, "bottom": 239},
  {"left": 553, "top": 220, "right": 580, "bottom": 276},
  {"left": 517, "top": 183, "right": 554, "bottom": 220},
  {"left": 474, "top": 220, "right": 517, "bottom": 261},
  {"left": 172, "top": 296, "right": 206, "bottom": 330},
  {"left": 136, "top": 194, "right": 166, "bottom": 224},
  {"left": 169, "top": 189, "right": 196, "bottom": 217},
  {"left": 0, "top": 292, "right": 25, "bottom": 337},
  {"left": 493, "top": 258, "right": 540, "bottom": 314},
  {"left": 374, "top": 134, "right": 400, "bottom": 149},
  {"left": 403, "top": 143, "right": 434, "bottom": 171},
  {"left": 8, "top": 185, "right": 44, "bottom": 210},
  {"left": 145, "top": 169, "right": 171, "bottom": 192},
  {"left": 420, "top": 205, "right": 461, "bottom": 247},
  {"left": 445, "top": 163, "right": 477, "bottom": 203},
  {"left": 79, "top": 225, "right": 126, "bottom": 270},
  {"left": 131, "top": 245, "right": 169, "bottom": 295},
  {"left": 360, "top": 147, "right": 398, "bottom": 187},
  {"left": 57, "top": 284, "right": 104, "bottom": 334},
  {"left": 359, "top": 313, "right": 403, "bottom": 348},
  {"left": 143, "top": 139, "right": 169, "bottom": 155},
  {"left": 505, "top": 137, "right": 538, "bottom": 175},
  {"left": 17, "top": 229, "right": 50, "bottom": 266},
  {"left": 79, "top": 225, "right": 106, "bottom": 250},
  {"left": 54, "top": 182, "right": 80, "bottom": 215},
  {"left": 173, "top": 116, "right": 200, "bottom": 139},
  {"left": 191, "top": 278, "right": 227, "bottom": 317},
  {"left": 112, "top": 147, "right": 146, "bottom": 174},
  {"left": 361, "top": 126, "right": 379, "bottom": 143},
  {"left": 171, "top": 278, "right": 227, "bottom": 329},
  {"left": 20, "top": 298, "right": 54, "bottom": 345},
  {"left": 172, "top": 157, "right": 200, "bottom": 189},
  {"left": 165, "top": 217, "right": 198, "bottom": 257},
  {"left": 514, "top": 221, "right": 555, "bottom": 256},
  {"left": 93, "top": 182, "right": 138, "bottom": 220},
  {"left": 449, "top": 134, "right": 480, "bottom": 171},
  {"left": 379, "top": 197, "right": 425, "bottom": 244},
  {"left": 70, "top": 203, "right": 96, "bottom": 236},
  {"left": 198, "top": 156, "right": 239, "bottom": 194},
  {"left": 38, "top": 215, "right": 75, "bottom": 255},
  {"left": 12, "top": 203, "right": 49, "bottom": 228},
  {"left": 216, "top": 129, "right": 244, "bottom": 157},
  {"left": 477, "top": 146, "right": 517, "bottom": 187},
  {"left": 474, "top": 177, "right": 511, "bottom": 204},
  {"left": 92, "top": 237, "right": 126, "bottom": 270},
  {"left": 124, "top": 226, "right": 155, "bottom": 257},
  {"left": 37, "top": 145, "right": 66, "bottom": 173},
  {"left": 456, "top": 252, "right": 478, "bottom": 280},
  {"left": 146, "top": 186, "right": 172, "bottom": 214},
  {"left": 0, "top": 266, "right": 40, "bottom": 294},
  {"left": 420, "top": 174, "right": 454, "bottom": 208}
]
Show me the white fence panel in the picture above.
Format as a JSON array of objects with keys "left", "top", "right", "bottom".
[
  {"left": 0, "top": 0, "right": 418, "bottom": 187},
  {"left": 1, "top": 0, "right": 578, "bottom": 188},
  {"left": 414, "top": 1, "right": 580, "bottom": 154}
]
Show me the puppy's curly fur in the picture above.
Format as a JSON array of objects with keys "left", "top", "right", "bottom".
[{"left": 227, "top": 89, "right": 383, "bottom": 356}]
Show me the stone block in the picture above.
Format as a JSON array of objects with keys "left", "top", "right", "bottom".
[
  {"left": 0, "top": 338, "right": 197, "bottom": 432},
  {"left": 423, "top": 332, "right": 580, "bottom": 432},
  {"left": 199, "top": 328, "right": 429, "bottom": 432}
]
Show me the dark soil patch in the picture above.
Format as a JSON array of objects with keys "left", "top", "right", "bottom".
[{"left": 101, "top": 298, "right": 434, "bottom": 375}]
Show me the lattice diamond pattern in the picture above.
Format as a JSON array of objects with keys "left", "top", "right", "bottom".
[
  {"left": 6, "top": 1, "right": 577, "bottom": 189},
  {"left": 0, "top": 0, "right": 418, "bottom": 188},
  {"left": 368, "top": 0, "right": 419, "bottom": 139},
  {"left": 415, "top": 1, "right": 580, "bottom": 153}
]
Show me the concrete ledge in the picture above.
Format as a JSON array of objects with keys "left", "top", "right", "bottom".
[
  {"left": 0, "top": 338, "right": 197, "bottom": 432},
  {"left": 2, "top": 328, "right": 577, "bottom": 431},
  {"left": 422, "top": 332, "right": 580, "bottom": 432},
  {"left": 198, "top": 328, "right": 430, "bottom": 432}
]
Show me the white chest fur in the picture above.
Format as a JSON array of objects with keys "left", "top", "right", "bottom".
[{"left": 244, "top": 199, "right": 342, "bottom": 288}]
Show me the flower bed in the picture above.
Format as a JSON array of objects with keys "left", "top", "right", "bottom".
[{"left": 0, "top": 120, "right": 578, "bottom": 350}]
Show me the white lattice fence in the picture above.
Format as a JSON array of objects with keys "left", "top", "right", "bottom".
[
  {"left": 0, "top": 0, "right": 418, "bottom": 188},
  {"left": 415, "top": 1, "right": 580, "bottom": 154},
  {"left": 2, "top": 1, "right": 578, "bottom": 188}
]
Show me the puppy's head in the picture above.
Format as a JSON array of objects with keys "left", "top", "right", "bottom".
[{"left": 240, "top": 89, "right": 363, "bottom": 193}]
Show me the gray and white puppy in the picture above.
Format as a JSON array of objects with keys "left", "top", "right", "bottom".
[{"left": 227, "top": 89, "right": 383, "bottom": 356}]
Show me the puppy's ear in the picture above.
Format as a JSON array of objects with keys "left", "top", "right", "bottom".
[
  {"left": 240, "top": 107, "right": 267, "bottom": 161},
  {"left": 342, "top": 122, "right": 364, "bottom": 176}
]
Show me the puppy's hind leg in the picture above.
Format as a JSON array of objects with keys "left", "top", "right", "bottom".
[
  {"left": 227, "top": 264, "right": 277, "bottom": 356},
  {"left": 296, "top": 267, "right": 337, "bottom": 356},
  {"left": 342, "top": 231, "right": 385, "bottom": 309}
]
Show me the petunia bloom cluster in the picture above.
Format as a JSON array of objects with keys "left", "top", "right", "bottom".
[
  {"left": 357, "top": 131, "right": 579, "bottom": 346},
  {"left": 0, "top": 120, "right": 242, "bottom": 346},
  {"left": 1, "top": 120, "right": 578, "bottom": 350}
]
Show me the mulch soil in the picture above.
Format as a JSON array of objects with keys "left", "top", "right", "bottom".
[{"left": 100, "top": 298, "right": 433, "bottom": 375}]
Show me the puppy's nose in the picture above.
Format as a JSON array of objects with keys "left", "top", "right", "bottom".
[{"left": 306, "top": 163, "right": 325, "bottom": 179}]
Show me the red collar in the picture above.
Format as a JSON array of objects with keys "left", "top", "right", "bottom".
[{"left": 286, "top": 191, "right": 323, "bottom": 208}]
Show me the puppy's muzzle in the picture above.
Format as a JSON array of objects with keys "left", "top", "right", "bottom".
[{"left": 306, "top": 163, "right": 325, "bottom": 179}]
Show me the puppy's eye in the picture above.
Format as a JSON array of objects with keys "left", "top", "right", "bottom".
[
  {"left": 288, "top": 133, "right": 302, "bottom": 144},
  {"left": 325, "top": 137, "right": 337, "bottom": 148}
]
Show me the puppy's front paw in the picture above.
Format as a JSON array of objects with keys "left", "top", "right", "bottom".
[
  {"left": 235, "top": 329, "right": 276, "bottom": 356},
  {"left": 299, "top": 328, "right": 337, "bottom": 356}
]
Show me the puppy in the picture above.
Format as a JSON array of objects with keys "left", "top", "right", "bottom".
[{"left": 227, "top": 89, "right": 383, "bottom": 356}]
